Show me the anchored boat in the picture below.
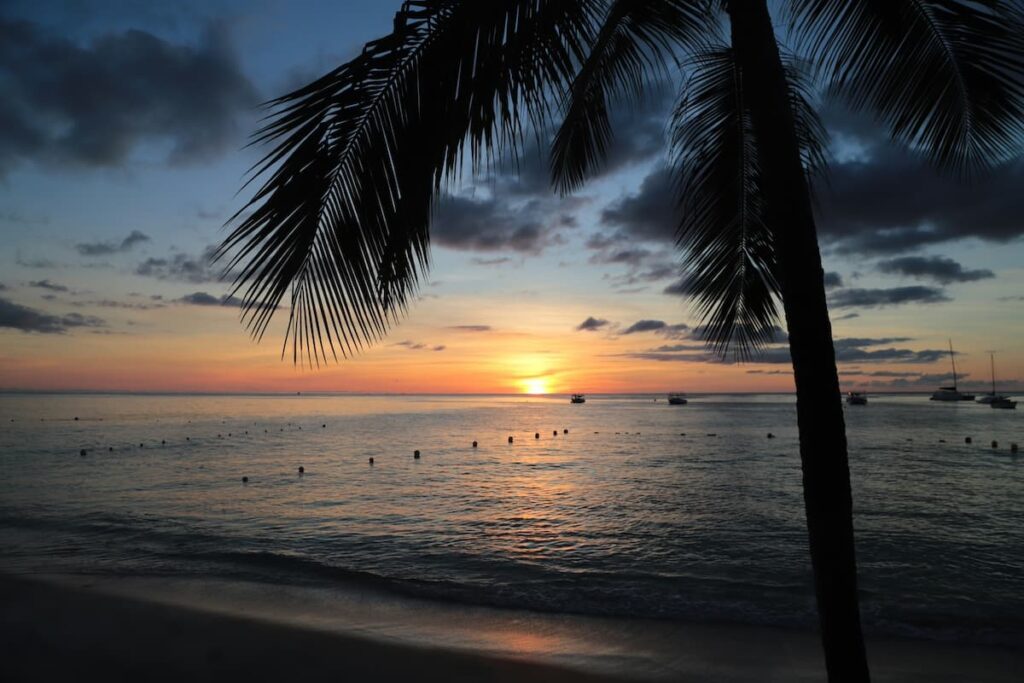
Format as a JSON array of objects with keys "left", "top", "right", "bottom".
[{"left": 930, "top": 340, "right": 975, "bottom": 401}]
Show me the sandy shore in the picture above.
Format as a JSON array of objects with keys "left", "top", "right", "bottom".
[{"left": 1, "top": 574, "right": 1021, "bottom": 682}]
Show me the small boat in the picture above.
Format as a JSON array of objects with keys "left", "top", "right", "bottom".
[
  {"left": 667, "top": 393, "right": 688, "bottom": 405},
  {"left": 570, "top": 394, "right": 586, "bottom": 404},
  {"left": 846, "top": 392, "right": 868, "bottom": 405},
  {"left": 930, "top": 339, "right": 975, "bottom": 401},
  {"left": 991, "top": 397, "right": 1017, "bottom": 410}
]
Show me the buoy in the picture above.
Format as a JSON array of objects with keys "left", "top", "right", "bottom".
[
  {"left": 74, "top": 417, "right": 79, "bottom": 421},
  {"left": 965, "top": 437, "right": 972, "bottom": 444},
  {"left": 508, "top": 436, "right": 514, "bottom": 444},
  {"left": 472, "top": 441, "right": 478, "bottom": 448},
  {"left": 414, "top": 450, "right": 420, "bottom": 459},
  {"left": 535, "top": 432, "right": 540, "bottom": 439},
  {"left": 242, "top": 476, "right": 248, "bottom": 483},
  {"left": 1011, "top": 443, "right": 1018, "bottom": 453},
  {"left": 767, "top": 433, "right": 775, "bottom": 439},
  {"left": 108, "top": 447, "right": 113, "bottom": 452},
  {"left": 707, "top": 433, "right": 716, "bottom": 437},
  {"left": 991, "top": 440, "right": 998, "bottom": 449},
  {"left": 228, "top": 433, "right": 232, "bottom": 437},
  {"left": 139, "top": 443, "right": 144, "bottom": 448},
  {"left": 298, "top": 466, "right": 304, "bottom": 474},
  {"left": 938, "top": 439, "right": 945, "bottom": 443},
  {"left": 161, "top": 440, "right": 165, "bottom": 445},
  {"left": 553, "top": 430, "right": 557, "bottom": 436},
  {"left": 369, "top": 457, "right": 374, "bottom": 465},
  {"left": 680, "top": 433, "right": 686, "bottom": 436},
  {"left": 563, "top": 429, "right": 568, "bottom": 434},
  {"left": 186, "top": 437, "right": 190, "bottom": 441},
  {"left": 322, "top": 424, "right": 326, "bottom": 428},
  {"left": 79, "top": 449, "right": 87, "bottom": 456}
]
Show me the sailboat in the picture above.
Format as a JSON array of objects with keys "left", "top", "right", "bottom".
[
  {"left": 977, "top": 354, "right": 1017, "bottom": 409},
  {"left": 977, "top": 354, "right": 1003, "bottom": 404},
  {"left": 930, "top": 339, "right": 975, "bottom": 401}
]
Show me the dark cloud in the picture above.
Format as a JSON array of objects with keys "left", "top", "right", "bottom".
[
  {"left": 875, "top": 256, "right": 994, "bottom": 285},
  {"left": 470, "top": 256, "right": 513, "bottom": 266},
  {"left": 0, "top": 283, "right": 6, "bottom": 290},
  {"left": 75, "top": 230, "right": 150, "bottom": 256},
  {"left": 0, "top": 19, "right": 258, "bottom": 173},
  {"left": 28, "top": 279, "right": 68, "bottom": 292},
  {"left": 829, "top": 286, "right": 950, "bottom": 308},
  {"left": 598, "top": 166, "right": 676, "bottom": 244},
  {"left": 623, "top": 319, "right": 667, "bottom": 334},
  {"left": 176, "top": 291, "right": 241, "bottom": 307},
  {"left": 0, "top": 297, "right": 104, "bottom": 333},
  {"left": 576, "top": 317, "right": 610, "bottom": 332},
  {"left": 448, "top": 325, "right": 491, "bottom": 332},
  {"left": 135, "top": 245, "right": 222, "bottom": 283},
  {"left": 432, "top": 345, "right": 446, "bottom": 352},
  {"left": 75, "top": 298, "right": 164, "bottom": 310},
  {"left": 816, "top": 105, "right": 1024, "bottom": 254},
  {"left": 432, "top": 195, "right": 565, "bottom": 254},
  {"left": 833, "top": 312, "right": 860, "bottom": 321},
  {"left": 824, "top": 271, "right": 843, "bottom": 289}
]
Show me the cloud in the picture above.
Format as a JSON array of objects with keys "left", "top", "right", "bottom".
[
  {"left": 875, "top": 256, "right": 994, "bottom": 284},
  {"left": 432, "top": 195, "right": 566, "bottom": 254},
  {"left": 824, "top": 271, "right": 844, "bottom": 289},
  {"left": 623, "top": 319, "right": 667, "bottom": 334},
  {"left": 815, "top": 105, "right": 1024, "bottom": 254},
  {"left": 176, "top": 291, "right": 241, "bottom": 307},
  {"left": 0, "top": 19, "right": 258, "bottom": 174},
  {"left": 0, "top": 297, "right": 104, "bottom": 333},
  {"left": 447, "top": 325, "right": 491, "bottom": 332},
  {"left": 829, "top": 286, "right": 950, "bottom": 308},
  {"left": 75, "top": 230, "right": 150, "bottom": 256},
  {"left": 833, "top": 312, "right": 860, "bottom": 321},
  {"left": 470, "top": 256, "right": 513, "bottom": 266},
  {"left": 28, "top": 279, "right": 68, "bottom": 292},
  {"left": 394, "top": 339, "right": 445, "bottom": 352},
  {"left": 576, "top": 316, "right": 610, "bottom": 331},
  {"left": 598, "top": 166, "right": 677, "bottom": 244},
  {"left": 135, "top": 245, "right": 222, "bottom": 283}
]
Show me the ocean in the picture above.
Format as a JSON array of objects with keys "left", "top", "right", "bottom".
[{"left": 1, "top": 392, "right": 1021, "bottom": 647}]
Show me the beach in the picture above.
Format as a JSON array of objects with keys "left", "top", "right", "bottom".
[{"left": 3, "top": 573, "right": 1023, "bottom": 682}]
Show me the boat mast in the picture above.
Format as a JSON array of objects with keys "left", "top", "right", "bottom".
[
  {"left": 991, "top": 353, "right": 996, "bottom": 396},
  {"left": 948, "top": 339, "right": 957, "bottom": 390}
]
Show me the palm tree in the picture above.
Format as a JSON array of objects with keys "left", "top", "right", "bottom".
[{"left": 218, "top": 2, "right": 1024, "bottom": 680}]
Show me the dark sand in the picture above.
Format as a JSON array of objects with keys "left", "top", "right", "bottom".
[{"left": 2, "top": 574, "right": 1021, "bottom": 682}]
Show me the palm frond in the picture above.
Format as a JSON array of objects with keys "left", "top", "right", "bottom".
[
  {"left": 550, "top": 0, "right": 717, "bottom": 194},
  {"left": 791, "top": 0, "right": 1024, "bottom": 174},
  {"left": 671, "top": 46, "right": 828, "bottom": 359},
  {"left": 218, "top": 0, "right": 600, "bottom": 365}
]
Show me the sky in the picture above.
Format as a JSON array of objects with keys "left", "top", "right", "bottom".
[{"left": 1, "top": 0, "right": 1022, "bottom": 395}]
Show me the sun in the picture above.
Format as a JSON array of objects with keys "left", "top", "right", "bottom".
[{"left": 521, "top": 378, "right": 549, "bottom": 395}]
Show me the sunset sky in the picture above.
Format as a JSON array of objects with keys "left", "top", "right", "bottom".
[{"left": 1, "top": 0, "right": 1022, "bottom": 394}]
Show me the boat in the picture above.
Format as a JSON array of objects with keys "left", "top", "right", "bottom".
[
  {"left": 667, "top": 393, "right": 688, "bottom": 405},
  {"left": 930, "top": 340, "right": 975, "bottom": 401},
  {"left": 570, "top": 394, "right": 586, "bottom": 404},
  {"left": 991, "top": 396, "right": 1017, "bottom": 410},
  {"left": 977, "top": 354, "right": 1008, "bottom": 404},
  {"left": 846, "top": 392, "right": 868, "bottom": 405}
]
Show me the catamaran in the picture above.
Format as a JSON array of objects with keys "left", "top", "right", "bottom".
[
  {"left": 570, "top": 394, "right": 586, "bottom": 404},
  {"left": 930, "top": 339, "right": 975, "bottom": 401},
  {"left": 667, "top": 393, "right": 688, "bottom": 405}
]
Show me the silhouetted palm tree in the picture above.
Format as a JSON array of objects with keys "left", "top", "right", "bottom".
[{"left": 219, "top": 2, "right": 1024, "bottom": 680}]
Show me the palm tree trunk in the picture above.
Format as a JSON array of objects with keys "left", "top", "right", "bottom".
[{"left": 724, "top": 2, "right": 871, "bottom": 681}]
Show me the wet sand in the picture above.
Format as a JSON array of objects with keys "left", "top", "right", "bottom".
[{"left": 1, "top": 574, "right": 1021, "bottom": 682}]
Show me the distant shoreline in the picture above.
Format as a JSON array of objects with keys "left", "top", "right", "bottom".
[{"left": 0, "top": 389, "right": 979, "bottom": 397}]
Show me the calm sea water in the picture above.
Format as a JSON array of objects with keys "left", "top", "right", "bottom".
[{"left": 0, "top": 393, "right": 1021, "bottom": 645}]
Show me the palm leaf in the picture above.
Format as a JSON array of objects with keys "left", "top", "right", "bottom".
[
  {"left": 791, "top": 0, "right": 1024, "bottom": 174},
  {"left": 218, "top": 0, "right": 600, "bottom": 365},
  {"left": 550, "top": 0, "right": 716, "bottom": 194},
  {"left": 671, "top": 46, "right": 828, "bottom": 359}
]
